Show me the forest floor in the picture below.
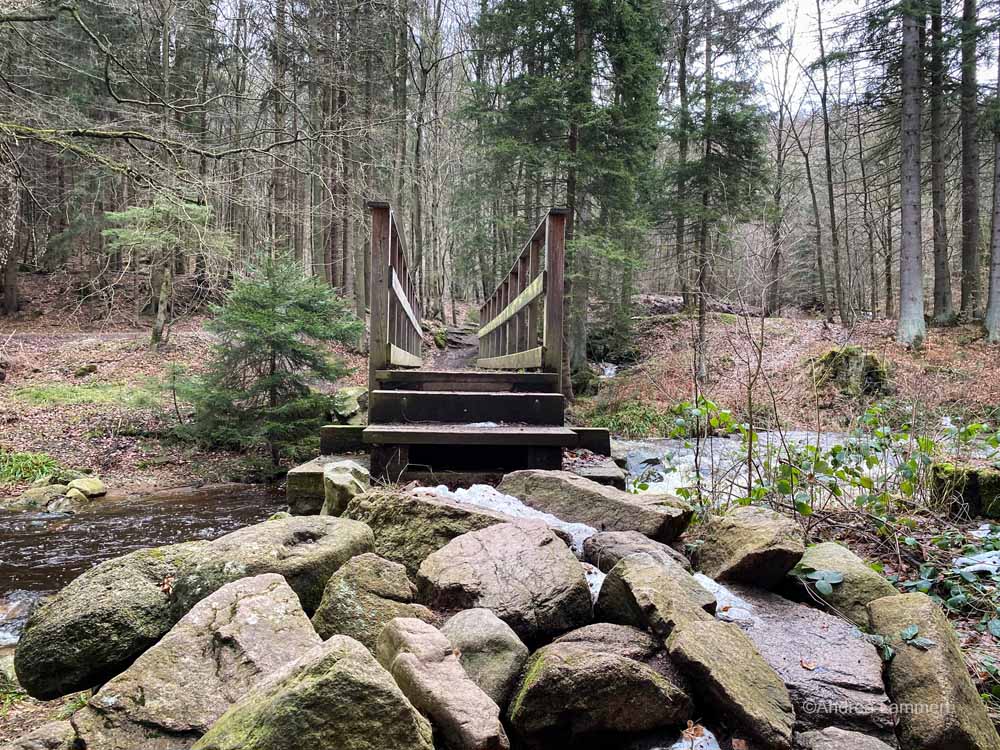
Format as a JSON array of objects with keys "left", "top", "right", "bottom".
[
  {"left": 576, "top": 299, "right": 1000, "bottom": 433},
  {"left": 0, "top": 273, "right": 366, "bottom": 499}
]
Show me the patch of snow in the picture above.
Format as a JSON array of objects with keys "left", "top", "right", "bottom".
[
  {"left": 598, "top": 362, "right": 619, "bottom": 378},
  {"left": 467, "top": 421, "right": 499, "bottom": 428},
  {"left": 666, "top": 728, "right": 721, "bottom": 750},
  {"left": 954, "top": 549, "right": 1000, "bottom": 575},
  {"left": 693, "top": 573, "right": 758, "bottom": 625},
  {"left": 581, "top": 563, "right": 606, "bottom": 601},
  {"left": 411, "top": 484, "right": 597, "bottom": 556}
]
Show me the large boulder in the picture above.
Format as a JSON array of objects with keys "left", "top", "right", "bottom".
[
  {"left": 72, "top": 574, "right": 321, "bottom": 750},
  {"left": 169, "top": 515, "right": 374, "bottom": 615},
  {"left": 795, "top": 728, "right": 896, "bottom": 750},
  {"left": 697, "top": 577, "right": 894, "bottom": 741},
  {"left": 343, "top": 488, "right": 514, "bottom": 574},
  {"left": 867, "top": 592, "right": 1000, "bottom": 750},
  {"left": 667, "top": 618, "right": 795, "bottom": 750},
  {"left": 377, "top": 618, "right": 509, "bottom": 750},
  {"left": 796, "top": 542, "right": 897, "bottom": 625},
  {"left": 332, "top": 385, "right": 368, "bottom": 425},
  {"left": 694, "top": 506, "right": 804, "bottom": 588},
  {"left": 311, "top": 553, "right": 435, "bottom": 650},
  {"left": 497, "top": 470, "right": 693, "bottom": 542},
  {"left": 67, "top": 476, "right": 106, "bottom": 498},
  {"left": 192, "top": 636, "right": 434, "bottom": 750},
  {"left": 594, "top": 553, "right": 715, "bottom": 638},
  {"left": 320, "top": 459, "right": 370, "bottom": 517},
  {"left": 583, "top": 530, "right": 690, "bottom": 573},
  {"left": 417, "top": 521, "right": 593, "bottom": 645},
  {"left": 441, "top": 608, "right": 529, "bottom": 708},
  {"left": 15, "top": 516, "right": 373, "bottom": 699},
  {"left": 507, "top": 624, "right": 692, "bottom": 747},
  {"left": 14, "top": 540, "right": 208, "bottom": 699}
]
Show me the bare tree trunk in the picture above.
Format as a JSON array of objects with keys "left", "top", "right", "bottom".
[
  {"left": 696, "top": 0, "right": 713, "bottom": 383},
  {"left": 930, "top": 0, "right": 953, "bottom": 322},
  {"left": 985, "top": 32, "right": 1000, "bottom": 342},
  {"left": 898, "top": 4, "right": 926, "bottom": 347},
  {"left": 816, "top": 0, "right": 849, "bottom": 326},
  {"left": 960, "top": 0, "right": 980, "bottom": 316},
  {"left": 675, "top": 0, "right": 692, "bottom": 309}
]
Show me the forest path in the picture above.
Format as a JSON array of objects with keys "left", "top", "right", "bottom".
[{"left": 425, "top": 323, "right": 479, "bottom": 370}]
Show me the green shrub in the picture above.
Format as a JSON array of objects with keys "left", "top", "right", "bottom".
[
  {"left": 173, "top": 258, "right": 362, "bottom": 465},
  {"left": 0, "top": 449, "right": 59, "bottom": 483},
  {"left": 586, "top": 400, "right": 672, "bottom": 438}
]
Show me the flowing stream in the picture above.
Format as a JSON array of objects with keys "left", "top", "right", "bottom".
[{"left": 0, "top": 484, "right": 283, "bottom": 647}]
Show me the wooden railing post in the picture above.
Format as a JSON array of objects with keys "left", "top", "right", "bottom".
[
  {"left": 542, "top": 209, "right": 567, "bottom": 388},
  {"left": 368, "top": 201, "right": 391, "bottom": 393}
]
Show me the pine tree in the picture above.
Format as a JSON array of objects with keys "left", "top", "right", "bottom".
[{"left": 178, "top": 259, "right": 362, "bottom": 465}]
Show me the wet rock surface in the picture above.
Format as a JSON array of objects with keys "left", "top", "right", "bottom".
[
  {"left": 697, "top": 576, "right": 894, "bottom": 741},
  {"left": 795, "top": 727, "right": 897, "bottom": 750}
]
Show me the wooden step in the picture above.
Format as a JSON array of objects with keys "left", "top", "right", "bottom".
[
  {"left": 369, "top": 390, "right": 564, "bottom": 425},
  {"left": 363, "top": 423, "right": 578, "bottom": 447},
  {"left": 375, "top": 369, "right": 560, "bottom": 393}
]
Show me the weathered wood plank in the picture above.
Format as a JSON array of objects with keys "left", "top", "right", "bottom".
[
  {"left": 542, "top": 210, "right": 566, "bottom": 383},
  {"left": 374, "top": 369, "right": 560, "bottom": 393},
  {"left": 363, "top": 423, "right": 578, "bottom": 447},
  {"left": 388, "top": 343, "right": 422, "bottom": 368},
  {"left": 369, "top": 389, "right": 564, "bottom": 425},
  {"left": 391, "top": 268, "right": 422, "bottom": 335},
  {"left": 477, "top": 272, "right": 545, "bottom": 338},
  {"left": 367, "top": 203, "right": 391, "bottom": 393},
  {"left": 476, "top": 346, "right": 543, "bottom": 370}
]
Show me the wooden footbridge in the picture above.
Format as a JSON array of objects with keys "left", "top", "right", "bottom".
[{"left": 362, "top": 201, "right": 596, "bottom": 480}]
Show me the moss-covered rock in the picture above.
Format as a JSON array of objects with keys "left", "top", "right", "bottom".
[
  {"left": 332, "top": 386, "right": 368, "bottom": 425},
  {"left": 594, "top": 552, "right": 715, "bottom": 638},
  {"left": 931, "top": 461, "right": 1000, "bottom": 518},
  {"left": 192, "top": 636, "right": 434, "bottom": 750},
  {"left": 795, "top": 542, "right": 898, "bottom": 625},
  {"left": 8, "top": 484, "right": 68, "bottom": 510},
  {"left": 14, "top": 516, "right": 373, "bottom": 699},
  {"left": 694, "top": 506, "right": 804, "bottom": 588},
  {"left": 507, "top": 634, "right": 691, "bottom": 746},
  {"left": 497, "top": 470, "right": 693, "bottom": 542},
  {"left": 67, "top": 476, "right": 106, "bottom": 498},
  {"left": 667, "top": 618, "right": 794, "bottom": 750},
  {"left": 441, "top": 608, "right": 529, "bottom": 709},
  {"left": 868, "top": 592, "right": 1000, "bottom": 750},
  {"left": 72, "top": 574, "right": 321, "bottom": 750},
  {"left": 311, "top": 553, "right": 435, "bottom": 651},
  {"left": 343, "top": 488, "right": 513, "bottom": 574},
  {"left": 811, "top": 345, "right": 890, "bottom": 397}
]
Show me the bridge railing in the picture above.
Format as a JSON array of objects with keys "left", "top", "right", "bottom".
[
  {"left": 477, "top": 208, "right": 566, "bottom": 385},
  {"left": 368, "top": 201, "right": 422, "bottom": 391}
]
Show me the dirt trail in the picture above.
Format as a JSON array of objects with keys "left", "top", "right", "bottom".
[{"left": 425, "top": 324, "right": 479, "bottom": 371}]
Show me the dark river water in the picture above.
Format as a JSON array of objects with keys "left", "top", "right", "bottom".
[{"left": 0, "top": 484, "right": 284, "bottom": 646}]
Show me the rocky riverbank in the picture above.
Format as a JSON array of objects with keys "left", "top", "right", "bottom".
[{"left": 3, "top": 465, "right": 998, "bottom": 750}]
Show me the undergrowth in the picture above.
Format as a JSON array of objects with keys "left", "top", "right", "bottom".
[
  {"left": 0, "top": 449, "right": 59, "bottom": 483},
  {"left": 582, "top": 400, "right": 673, "bottom": 438},
  {"left": 13, "top": 382, "right": 160, "bottom": 408}
]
